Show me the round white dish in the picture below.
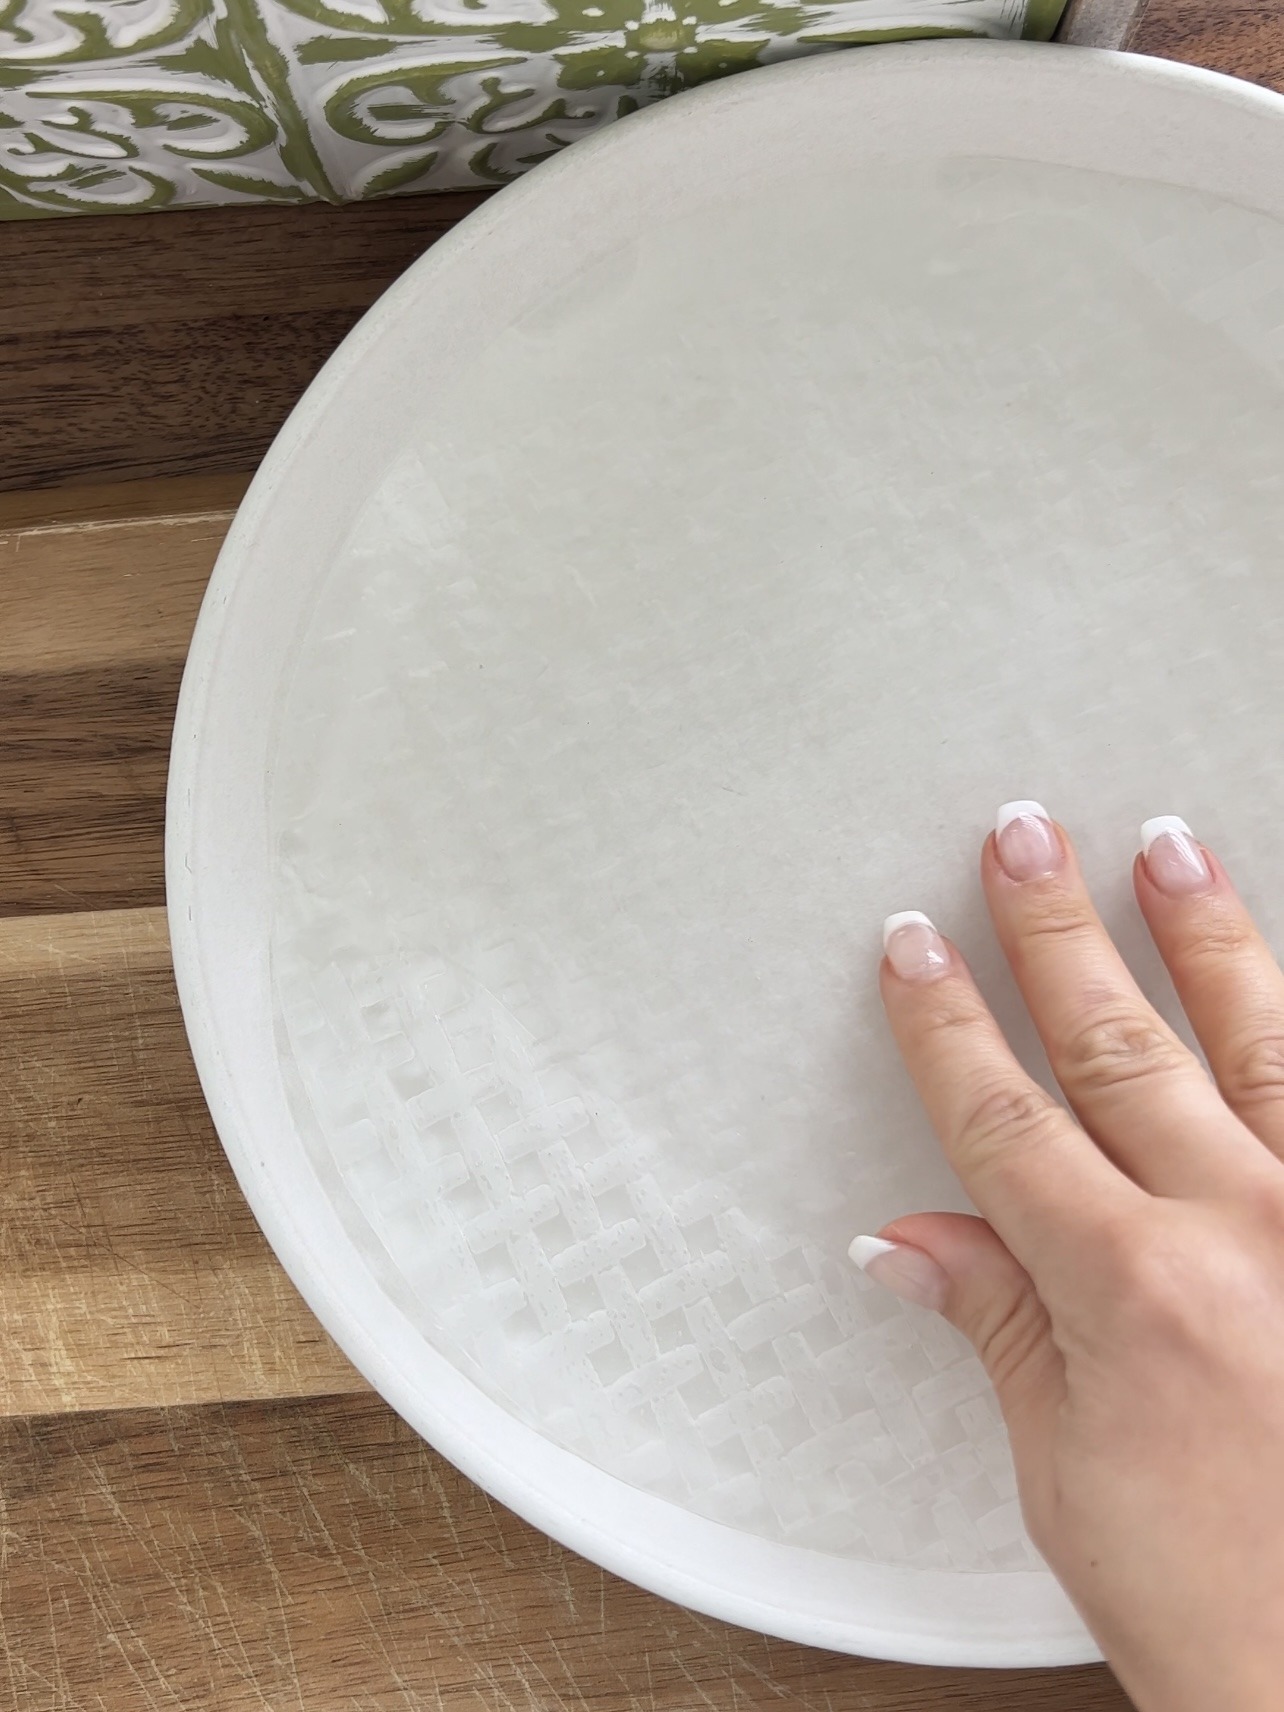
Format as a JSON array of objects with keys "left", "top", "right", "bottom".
[{"left": 168, "top": 41, "right": 1284, "bottom": 1666}]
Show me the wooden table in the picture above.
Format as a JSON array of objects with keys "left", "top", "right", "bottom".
[{"left": 2, "top": 5, "right": 1278, "bottom": 1705}]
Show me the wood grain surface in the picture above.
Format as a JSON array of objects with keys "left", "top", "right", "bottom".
[
  {"left": 0, "top": 905, "right": 363, "bottom": 1417},
  {"left": 0, "top": 193, "right": 489, "bottom": 493},
  {"left": 1, "top": 1394, "right": 1130, "bottom": 1712},
  {"left": 1126, "top": 0, "right": 1284, "bottom": 88},
  {"left": 0, "top": 478, "right": 235, "bottom": 916}
]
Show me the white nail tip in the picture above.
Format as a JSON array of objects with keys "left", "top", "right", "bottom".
[
  {"left": 848, "top": 1235, "right": 900, "bottom": 1270},
  {"left": 1140, "top": 815, "right": 1193, "bottom": 854},
  {"left": 996, "top": 800, "right": 1050, "bottom": 835},
  {"left": 882, "top": 910, "right": 934, "bottom": 949}
]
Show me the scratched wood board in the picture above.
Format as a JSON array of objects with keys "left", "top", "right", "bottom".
[{"left": 2, "top": 1395, "right": 1130, "bottom": 1712}]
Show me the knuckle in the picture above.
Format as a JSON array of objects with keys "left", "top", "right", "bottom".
[
  {"left": 1017, "top": 895, "right": 1097, "bottom": 946},
  {"left": 1116, "top": 1235, "right": 1180, "bottom": 1297},
  {"left": 1057, "top": 1010, "right": 1187, "bottom": 1097},
  {"left": 1112, "top": 1240, "right": 1192, "bottom": 1334},
  {"left": 1110, "top": 1222, "right": 1244, "bottom": 1345},
  {"left": 957, "top": 1082, "right": 1063, "bottom": 1176},
  {"left": 1219, "top": 1028, "right": 1284, "bottom": 1112},
  {"left": 1090, "top": 1210, "right": 1147, "bottom": 1274},
  {"left": 1178, "top": 914, "right": 1257, "bottom": 967},
  {"left": 1068, "top": 1212, "right": 1155, "bottom": 1312},
  {"left": 916, "top": 992, "right": 986, "bottom": 1040}
]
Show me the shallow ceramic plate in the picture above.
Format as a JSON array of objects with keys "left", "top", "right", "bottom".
[{"left": 168, "top": 41, "right": 1284, "bottom": 1666}]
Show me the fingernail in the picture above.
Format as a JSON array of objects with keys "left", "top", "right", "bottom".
[
  {"left": 882, "top": 910, "right": 950, "bottom": 982},
  {"left": 1141, "top": 815, "right": 1213, "bottom": 897},
  {"left": 849, "top": 1235, "right": 950, "bottom": 1312},
  {"left": 995, "top": 800, "right": 1063, "bottom": 882}
]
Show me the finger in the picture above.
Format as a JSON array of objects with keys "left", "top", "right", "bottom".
[
  {"left": 850, "top": 1213, "right": 1063, "bottom": 1452},
  {"left": 879, "top": 910, "right": 1137, "bottom": 1283},
  {"left": 1136, "top": 816, "right": 1284, "bottom": 1166},
  {"left": 984, "top": 802, "right": 1257, "bottom": 1195}
]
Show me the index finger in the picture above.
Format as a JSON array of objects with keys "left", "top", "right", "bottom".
[{"left": 879, "top": 910, "right": 1141, "bottom": 1278}]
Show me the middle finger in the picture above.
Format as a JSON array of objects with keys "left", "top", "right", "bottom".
[{"left": 983, "top": 801, "right": 1254, "bottom": 1195}]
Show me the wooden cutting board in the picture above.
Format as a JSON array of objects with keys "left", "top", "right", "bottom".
[{"left": 2, "top": 6, "right": 1279, "bottom": 1704}]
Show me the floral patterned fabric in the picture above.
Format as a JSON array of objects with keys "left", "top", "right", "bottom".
[{"left": 0, "top": 0, "right": 1064, "bottom": 216}]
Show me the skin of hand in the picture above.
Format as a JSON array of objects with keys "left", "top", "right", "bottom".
[{"left": 850, "top": 804, "right": 1284, "bottom": 1712}]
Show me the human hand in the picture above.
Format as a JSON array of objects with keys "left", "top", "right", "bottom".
[{"left": 850, "top": 803, "right": 1284, "bottom": 1712}]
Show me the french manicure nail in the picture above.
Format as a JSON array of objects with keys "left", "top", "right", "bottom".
[
  {"left": 882, "top": 911, "right": 950, "bottom": 982},
  {"left": 849, "top": 1235, "right": 950, "bottom": 1312},
  {"left": 1141, "top": 815, "right": 1213, "bottom": 897},
  {"left": 995, "top": 800, "right": 1063, "bottom": 882}
]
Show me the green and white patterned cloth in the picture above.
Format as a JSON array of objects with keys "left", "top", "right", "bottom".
[{"left": 0, "top": 1, "right": 1064, "bottom": 217}]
